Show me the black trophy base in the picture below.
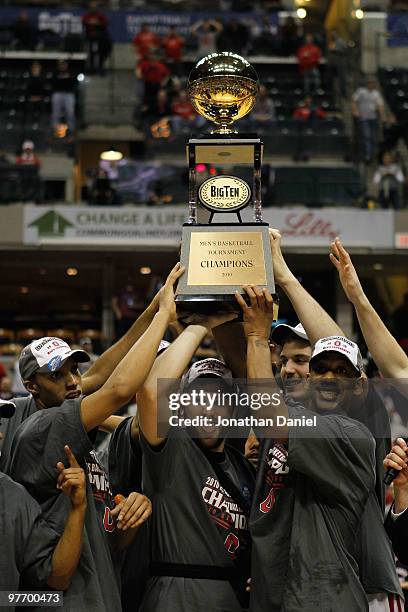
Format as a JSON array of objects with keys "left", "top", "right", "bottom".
[{"left": 175, "top": 293, "right": 242, "bottom": 319}]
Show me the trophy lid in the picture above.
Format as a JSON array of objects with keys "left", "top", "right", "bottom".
[
  {"left": 188, "top": 52, "right": 259, "bottom": 134},
  {"left": 188, "top": 52, "right": 259, "bottom": 84}
]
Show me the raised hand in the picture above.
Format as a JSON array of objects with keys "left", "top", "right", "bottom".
[
  {"left": 235, "top": 285, "right": 274, "bottom": 339},
  {"left": 56, "top": 445, "right": 87, "bottom": 510},
  {"left": 268, "top": 228, "right": 292, "bottom": 286},
  {"left": 159, "top": 262, "right": 185, "bottom": 320},
  {"left": 329, "top": 238, "right": 364, "bottom": 305},
  {"left": 110, "top": 492, "right": 152, "bottom": 531}
]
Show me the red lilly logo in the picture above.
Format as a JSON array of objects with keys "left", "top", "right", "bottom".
[{"left": 281, "top": 212, "right": 340, "bottom": 240}]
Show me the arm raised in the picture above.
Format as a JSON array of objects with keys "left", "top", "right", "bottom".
[
  {"left": 330, "top": 237, "right": 408, "bottom": 380},
  {"left": 270, "top": 228, "right": 344, "bottom": 343},
  {"left": 80, "top": 264, "right": 184, "bottom": 432}
]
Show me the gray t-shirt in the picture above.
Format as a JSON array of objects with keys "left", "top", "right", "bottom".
[
  {"left": 0, "top": 396, "right": 38, "bottom": 464},
  {"left": 140, "top": 432, "right": 254, "bottom": 612},
  {"left": 3, "top": 399, "right": 122, "bottom": 612},
  {"left": 250, "top": 402, "right": 377, "bottom": 612},
  {"left": 352, "top": 87, "right": 383, "bottom": 120},
  {"left": 0, "top": 472, "right": 59, "bottom": 612}
]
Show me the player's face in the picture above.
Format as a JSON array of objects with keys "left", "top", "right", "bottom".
[
  {"left": 245, "top": 432, "right": 260, "bottom": 467},
  {"left": 31, "top": 357, "right": 82, "bottom": 408},
  {"left": 279, "top": 340, "right": 311, "bottom": 400},
  {"left": 309, "top": 352, "right": 360, "bottom": 412},
  {"left": 183, "top": 379, "right": 233, "bottom": 451}
]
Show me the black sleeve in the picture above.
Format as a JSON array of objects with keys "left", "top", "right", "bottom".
[
  {"left": 6, "top": 399, "right": 93, "bottom": 503},
  {"left": 288, "top": 403, "right": 376, "bottom": 509},
  {"left": 108, "top": 417, "right": 143, "bottom": 496},
  {"left": 385, "top": 508, "right": 408, "bottom": 566}
]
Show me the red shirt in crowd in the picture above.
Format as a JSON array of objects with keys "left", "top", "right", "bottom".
[
  {"left": 297, "top": 43, "right": 321, "bottom": 72},
  {"left": 82, "top": 10, "right": 108, "bottom": 38},
  {"left": 138, "top": 59, "right": 170, "bottom": 84},
  {"left": 171, "top": 99, "right": 196, "bottom": 120},
  {"left": 133, "top": 30, "right": 161, "bottom": 58},
  {"left": 162, "top": 34, "right": 184, "bottom": 61},
  {"left": 16, "top": 152, "right": 41, "bottom": 167},
  {"left": 292, "top": 105, "right": 326, "bottom": 120}
]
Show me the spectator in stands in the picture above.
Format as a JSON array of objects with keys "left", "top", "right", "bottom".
[
  {"left": 191, "top": 19, "right": 223, "bottom": 57},
  {"left": 171, "top": 89, "right": 197, "bottom": 132},
  {"left": 89, "top": 169, "right": 120, "bottom": 206},
  {"left": 0, "top": 377, "right": 13, "bottom": 401},
  {"left": 373, "top": 150, "right": 405, "bottom": 209},
  {"left": 149, "top": 88, "right": 171, "bottom": 120},
  {"left": 136, "top": 54, "right": 171, "bottom": 110},
  {"left": 327, "top": 29, "right": 348, "bottom": 98},
  {"left": 27, "top": 61, "right": 45, "bottom": 103},
  {"left": 279, "top": 16, "right": 301, "bottom": 56},
  {"left": 12, "top": 10, "right": 37, "bottom": 50},
  {"left": 251, "top": 84, "right": 276, "bottom": 130},
  {"left": 162, "top": 26, "right": 184, "bottom": 76},
  {"left": 133, "top": 23, "right": 161, "bottom": 59},
  {"left": 16, "top": 140, "right": 41, "bottom": 167},
  {"left": 52, "top": 60, "right": 77, "bottom": 134},
  {"left": 297, "top": 34, "right": 322, "bottom": 94},
  {"left": 82, "top": 1, "right": 112, "bottom": 75},
  {"left": 352, "top": 77, "right": 385, "bottom": 163},
  {"left": 292, "top": 96, "right": 326, "bottom": 120},
  {"left": 217, "top": 18, "right": 249, "bottom": 55}
]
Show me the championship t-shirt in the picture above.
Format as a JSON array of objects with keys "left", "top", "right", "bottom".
[
  {"left": 3, "top": 399, "right": 122, "bottom": 612},
  {"left": 139, "top": 432, "right": 254, "bottom": 612},
  {"left": 0, "top": 472, "right": 59, "bottom": 612},
  {"left": 250, "top": 402, "right": 377, "bottom": 612}
]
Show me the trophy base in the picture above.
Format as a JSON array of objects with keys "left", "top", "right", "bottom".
[
  {"left": 176, "top": 292, "right": 279, "bottom": 322},
  {"left": 176, "top": 293, "right": 240, "bottom": 316}
]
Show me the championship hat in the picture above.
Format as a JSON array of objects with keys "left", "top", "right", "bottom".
[
  {"left": 271, "top": 322, "right": 309, "bottom": 346},
  {"left": 180, "top": 358, "right": 233, "bottom": 392},
  {"left": 310, "top": 336, "right": 363, "bottom": 374},
  {"left": 19, "top": 337, "right": 90, "bottom": 380}
]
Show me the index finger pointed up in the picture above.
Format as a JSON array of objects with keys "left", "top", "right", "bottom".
[{"left": 64, "top": 445, "right": 80, "bottom": 468}]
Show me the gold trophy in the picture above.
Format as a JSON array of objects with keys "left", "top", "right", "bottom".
[{"left": 175, "top": 52, "right": 276, "bottom": 316}]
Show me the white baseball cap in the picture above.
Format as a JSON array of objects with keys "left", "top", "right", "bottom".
[
  {"left": 310, "top": 336, "right": 363, "bottom": 374},
  {"left": 271, "top": 322, "right": 309, "bottom": 345},
  {"left": 19, "top": 337, "right": 90, "bottom": 380}
]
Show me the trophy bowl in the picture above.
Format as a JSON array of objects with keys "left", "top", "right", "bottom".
[{"left": 188, "top": 52, "right": 259, "bottom": 134}]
